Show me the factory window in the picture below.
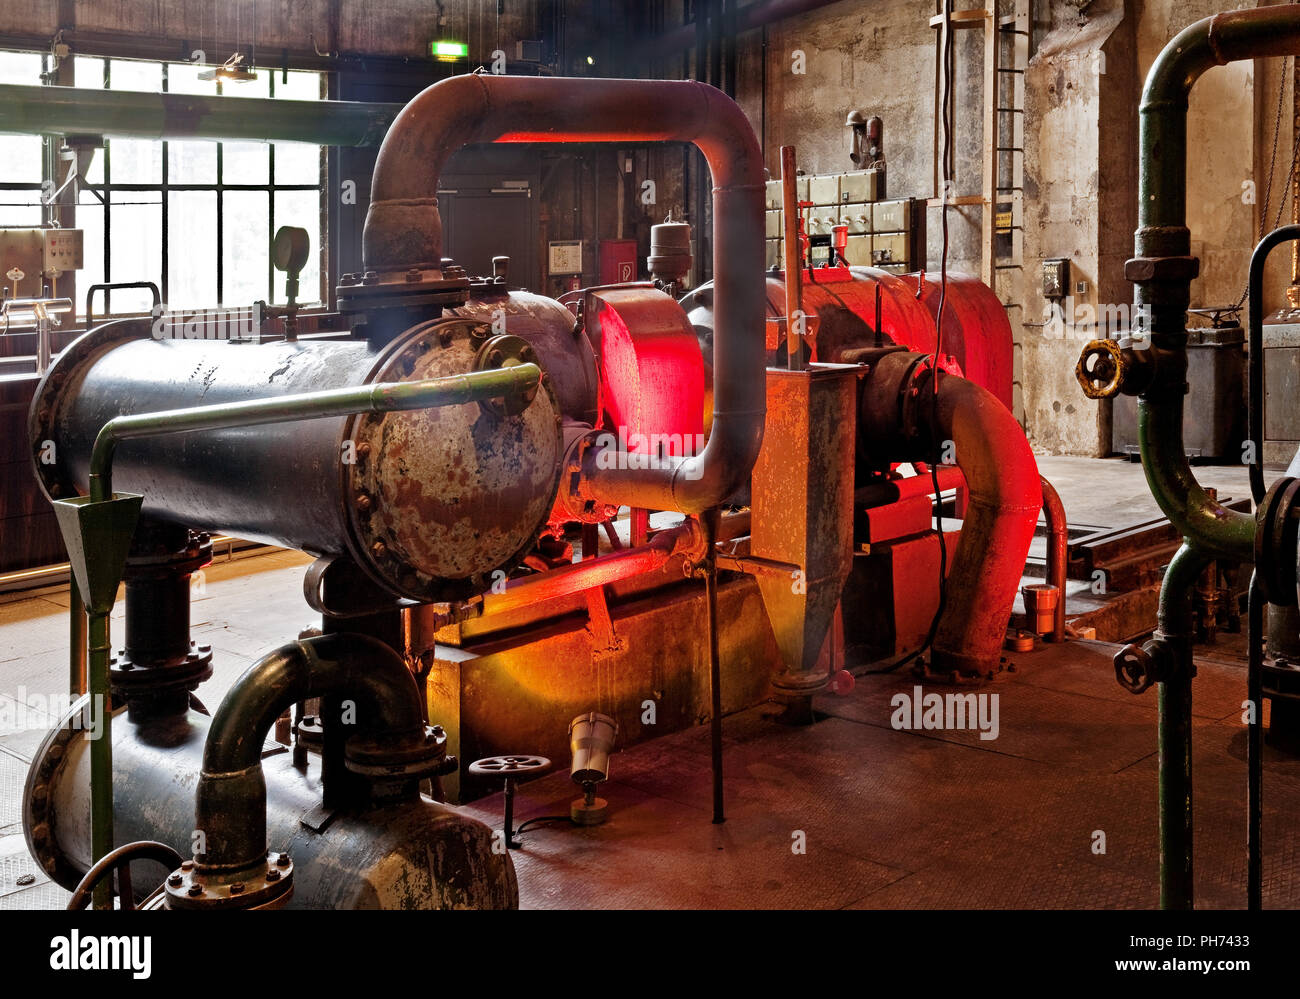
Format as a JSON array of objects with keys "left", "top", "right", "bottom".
[
  {"left": 0, "top": 51, "right": 48, "bottom": 231},
  {"left": 66, "top": 56, "right": 325, "bottom": 318}
]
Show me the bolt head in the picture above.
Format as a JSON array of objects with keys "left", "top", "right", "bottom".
[
  {"left": 276, "top": 854, "right": 291, "bottom": 868},
  {"left": 168, "top": 873, "right": 182, "bottom": 886},
  {"left": 266, "top": 869, "right": 281, "bottom": 882},
  {"left": 229, "top": 882, "right": 244, "bottom": 894},
  {"left": 187, "top": 883, "right": 203, "bottom": 896}
]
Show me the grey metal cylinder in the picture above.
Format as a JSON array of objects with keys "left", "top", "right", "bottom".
[
  {"left": 24, "top": 705, "right": 517, "bottom": 909},
  {"left": 29, "top": 317, "right": 564, "bottom": 602}
]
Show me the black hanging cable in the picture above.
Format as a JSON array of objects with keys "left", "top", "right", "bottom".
[{"left": 864, "top": 0, "right": 953, "bottom": 676}]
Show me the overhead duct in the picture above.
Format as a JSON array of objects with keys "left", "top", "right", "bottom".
[{"left": 0, "top": 83, "right": 402, "bottom": 145}]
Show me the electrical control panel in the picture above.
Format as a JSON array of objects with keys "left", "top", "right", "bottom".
[{"left": 0, "top": 227, "right": 84, "bottom": 297}]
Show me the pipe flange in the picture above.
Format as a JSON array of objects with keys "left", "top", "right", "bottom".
[
  {"left": 28, "top": 317, "right": 155, "bottom": 502},
  {"left": 338, "top": 318, "right": 564, "bottom": 604},
  {"left": 109, "top": 643, "right": 213, "bottom": 695},
  {"left": 165, "top": 853, "right": 294, "bottom": 911},
  {"left": 23, "top": 695, "right": 115, "bottom": 890},
  {"left": 344, "top": 724, "right": 452, "bottom": 780},
  {"left": 473, "top": 333, "right": 541, "bottom": 417},
  {"left": 1256, "top": 476, "right": 1300, "bottom": 606}
]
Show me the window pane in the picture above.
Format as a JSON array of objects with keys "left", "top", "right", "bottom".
[
  {"left": 109, "top": 202, "right": 163, "bottom": 310},
  {"left": 73, "top": 55, "right": 107, "bottom": 89},
  {"left": 222, "top": 190, "right": 268, "bottom": 304},
  {"left": 168, "top": 191, "right": 217, "bottom": 308},
  {"left": 107, "top": 138, "right": 162, "bottom": 184},
  {"left": 0, "top": 135, "right": 41, "bottom": 183},
  {"left": 222, "top": 141, "right": 269, "bottom": 185},
  {"left": 0, "top": 50, "right": 43, "bottom": 84},
  {"left": 77, "top": 191, "right": 105, "bottom": 318},
  {"left": 167, "top": 60, "right": 214, "bottom": 96},
  {"left": 108, "top": 58, "right": 162, "bottom": 93},
  {"left": 275, "top": 70, "right": 321, "bottom": 101},
  {"left": 0, "top": 202, "right": 43, "bottom": 226},
  {"left": 274, "top": 143, "right": 319, "bottom": 185},
  {"left": 273, "top": 190, "right": 321, "bottom": 304},
  {"left": 168, "top": 141, "right": 217, "bottom": 184}
]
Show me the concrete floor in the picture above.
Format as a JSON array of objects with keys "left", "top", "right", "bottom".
[{"left": 1, "top": 455, "right": 1296, "bottom": 909}]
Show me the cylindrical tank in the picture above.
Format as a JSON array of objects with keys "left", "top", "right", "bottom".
[
  {"left": 30, "top": 316, "right": 564, "bottom": 602},
  {"left": 24, "top": 705, "right": 517, "bottom": 909}
]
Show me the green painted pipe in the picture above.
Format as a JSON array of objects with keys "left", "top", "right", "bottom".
[
  {"left": 1135, "top": 6, "right": 1300, "bottom": 560},
  {"left": 0, "top": 83, "right": 402, "bottom": 146},
  {"left": 1132, "top": 5, "right": 1300, "bottom": 911},
  {"left": 77, "top": 363, "right": 540, "bottom": 907}
]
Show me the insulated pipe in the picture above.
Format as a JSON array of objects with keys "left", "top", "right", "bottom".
[
  {"left": 0, "top": 83, "right": 401, "bottom": 146},
  {"left": 1041, "top": 476, "right": 1068, "bottom": 643},
  {"left": 363, "top": 74, "right": 766, "bottom": 514},
  {"left": 861, "top": 352, "right": 1041, "bottom": 676},
  {"left": 196, "top": 633, "right": 428, "bottom": 878}
]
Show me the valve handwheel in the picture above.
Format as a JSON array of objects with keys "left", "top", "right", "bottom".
[
  {"left": 1075, "top": 338, "right": 1127, "bottom": 399},
  {"left": 67, "top": 840, "right": 183, "bottom": 910},
  {"left": 469, "top": 755, "right": 552, "bottom": 849}
]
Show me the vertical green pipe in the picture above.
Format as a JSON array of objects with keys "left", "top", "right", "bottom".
[
  {"left": 1155, "top": 543, "right": 1208, "bottom": 910},
  {"left": 87, "top": 609, "right": 113, "bottom": 910},
  {"left": 69, "top": 580, "right": 86, "bottom": 695}
]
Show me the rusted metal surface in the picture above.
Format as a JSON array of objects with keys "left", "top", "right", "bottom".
[
  {"left": 346, "top": 321, "right": 563, "bottom": 600},
  {"left": 362, "top": 74, "right": 766, "bottom": 514},
  {"left": 449, "top": 289, "right": 600, "bottom": 426},
  {"left": 750, "top": 365, "right": 859, "bottom": 697}
]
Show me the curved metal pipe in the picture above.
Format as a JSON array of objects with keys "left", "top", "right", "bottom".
[
  {"left": 196, "top": 633, "right": 427, "bottom": 877},
  {"left": 363, "top": 74, "right": 766, "bottom": 513},
  {"left": 1040, "top": 476, "right": 1068, "bottom": 643},
  {"left": 861, "top": 352, "right": 1041, "bottom": 676},
  {"left": 1133, "top": 6, "right": 1300, "bottom": 563}
]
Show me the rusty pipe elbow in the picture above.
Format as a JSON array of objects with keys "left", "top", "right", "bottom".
[
  {"left": 363, "top": 75, "right": 766, "bottom": 514},
  {"left": 860, "top": 352, "right": 1041, "bottom": 676},
  {"left": 196, "top": 633, "right": 429, "bottom": 877}
]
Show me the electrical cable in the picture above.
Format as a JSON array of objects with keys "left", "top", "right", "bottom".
[
  {"left": 514, "top": 815, "right": 572, "bottom": 836},
  {"left": 863, "top": 0, "right": 954, "bottom": 675}
]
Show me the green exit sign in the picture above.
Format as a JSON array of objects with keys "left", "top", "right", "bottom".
[{"left": 431, "top": 40, "right": 468, "bottom": 61}]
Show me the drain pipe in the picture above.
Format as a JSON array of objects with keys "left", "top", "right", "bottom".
[
  {"left": 860, "top": 351, "right": 1041, "bottom": 677},
  {"left": 1077, "top": 4, "right": 1300, "bottom": 910},
  {"left": 362, "top": 74, "right": 766, "bottom": 514}
]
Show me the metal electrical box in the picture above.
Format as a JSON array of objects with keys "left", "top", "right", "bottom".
[
  {"left": 0, "top": 227, "right": 84, "bottom": 296},
  {"left": 547, "top": 240, "right": 584, "bottom": 276}
]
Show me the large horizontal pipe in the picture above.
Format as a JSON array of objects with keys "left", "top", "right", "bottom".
[
  {"left": 363, "top": 73, "right": 766, "bottom": 515},
  {"left": 0, "top": 83, "right": 402, "bottom": 145}
]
